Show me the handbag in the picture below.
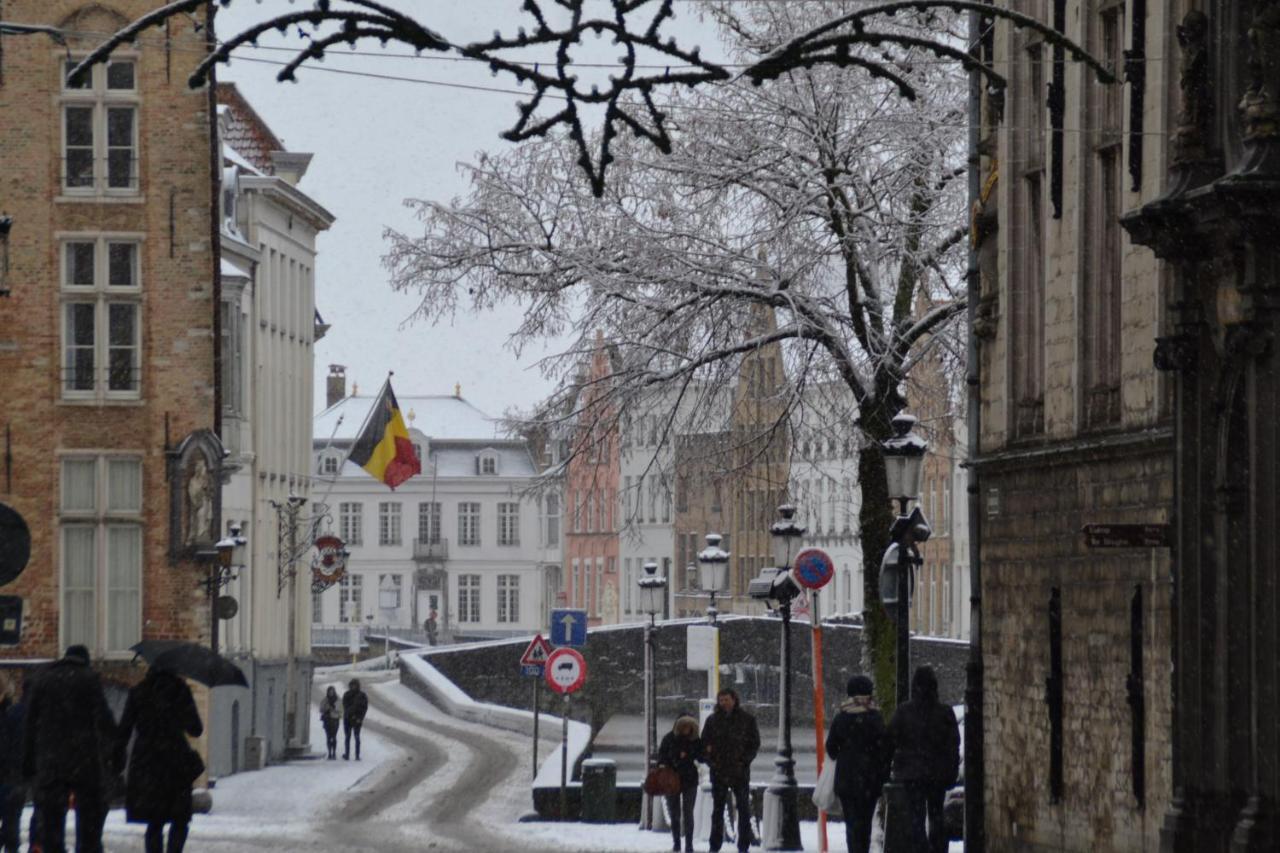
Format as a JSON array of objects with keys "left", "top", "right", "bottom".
[
  {"left": 179, "top": 743, "right": 205, "bottom": 785},
  {"left": 812, "top": 759, "right": 843, "bottom": 817},
  {"left": 643, "top": 765, "right": 682, "bottom": 797}
]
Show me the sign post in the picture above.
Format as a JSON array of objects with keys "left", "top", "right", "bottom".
[
  {"left": 521, "top": 634, "right": 554, "bottom": 779},
  {"left": 794, "top": 548, "right": 835, "bottom": 852},
  {"left": 545, "top": 647, "right": 587, "bottom": 821}
]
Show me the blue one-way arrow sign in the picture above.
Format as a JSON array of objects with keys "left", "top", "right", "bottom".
[{"left": 549, "top": 608, "right": 587, "bottom": 647}]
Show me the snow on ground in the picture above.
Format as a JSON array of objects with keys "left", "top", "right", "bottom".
[{"left": 19, "top": 668, "right": 966, "bottom": 852}]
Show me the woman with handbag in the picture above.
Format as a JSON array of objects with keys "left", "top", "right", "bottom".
[
  {"left": 657, "top": 715, "right": 703, "bottom": 853},
  {"left": 115, "top": 666, "right": 205, "bottom": 853},
  {"left": 825, "top": 674, "right": 891, "bottom": 853}
]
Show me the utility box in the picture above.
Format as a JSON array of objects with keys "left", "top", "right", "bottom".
[
  {"left": 243, "top": 736, "right": 266, "bottom": 772},
  {"left": 580, "top": 758, "right": 617, "bottom": 823}
]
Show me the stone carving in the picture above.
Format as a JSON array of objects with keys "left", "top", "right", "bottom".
[
  {"left": 1173, "top": 10, "right": 1211, "bottom": 166},
  {"left": 1240, "top": 0, "right": 1280, "bottom": 144},
  {"left": 185, "top": 456, "right": 214, "bottom": 547}
]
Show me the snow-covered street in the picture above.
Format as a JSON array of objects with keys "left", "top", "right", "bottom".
[{"left": 11, "top": 667, "right": 952, "bottom": 852}]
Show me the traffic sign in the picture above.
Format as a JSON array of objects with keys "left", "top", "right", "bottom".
[
  {"left": 545, "top": 647, "right": 587, "bottom": 694},
  {"left": 1082, "top": 523, "right": 1171, "bottom": 548},
  {"left": 793, "top": 548, "right": 835, "bottom": 590},
  {"left": 521, "top": 664, "right": 544, "bottom": 678},
  {"left": 521, "top": 633, "right": 554, "bottom": 666},
  {"left": 549, "top": 608, "right": 587, "bottom": 647}
]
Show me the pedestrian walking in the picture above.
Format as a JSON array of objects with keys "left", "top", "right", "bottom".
[
  {"left": 21, "top": 645, "right": 116, "bottom": 853},
  {"left": 0, "top": 673, "right": 28, "bottom": 853},
  {"left": 657, "top": 715, "right": 703, "bottom": 853},
  {"left": 424, "top": 609, "right": 439, "bottom": 646},
  {"left": 699, "top": 688, "right": 760, "bottom": 853},
  {"left": 825, "top": 674, "right": 892, "bottom": 853},
  {"left": 342, "top": 679, "right": 369, "bottom": 761},
  {"left": 319, "top": 686, "right": 342, "bottom": 760},
  {"left": 886, "top": 666, "right": 960, "bottom": 853},
  {"left": 114, "top": 666, "right": 205, "bottom": 853}
]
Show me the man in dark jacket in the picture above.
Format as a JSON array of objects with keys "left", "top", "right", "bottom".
[
  {"left": 342, "top": 679, "right": 369, "bottom": 760},
  {"left": 887, "top": 666, "right": 960, "bottom": 853},
  {"left": 22, "top": 645, "right": 117, "bottom": 853},
  {"left": 699, "top": 688, "right": 760, "bottom": 853},
  {"left": 0, "top": 674, "right": 29, "bottom": 853},
  {"left": 825, "top": 674, "right": 891, "bottom": 853}
]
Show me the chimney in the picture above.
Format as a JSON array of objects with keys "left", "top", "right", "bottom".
[
  {"left": 454, "top": 382, "right": 461, "bottom": 399},
  {"left": 327, "top": 365, "right": 347, "bottom": 408}
]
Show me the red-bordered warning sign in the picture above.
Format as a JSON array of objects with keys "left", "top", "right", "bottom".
[
  {"left": 545, "top": 647, "right": 587, "bottom": 695},
  {"left": 520, "top": 633, "right": 554, "bottom": 667}
]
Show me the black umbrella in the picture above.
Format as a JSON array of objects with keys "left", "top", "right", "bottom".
[{"left": 130, "top": 640, "right": 248, "bottom": 688}]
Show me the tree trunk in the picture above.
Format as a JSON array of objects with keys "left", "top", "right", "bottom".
[{"left": 857, "top": 402, "right": 900, "bottom": 716}]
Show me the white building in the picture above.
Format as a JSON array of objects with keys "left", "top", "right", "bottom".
[
  {"left": 789, "top": 384, "right": 864, "bottom": 621},
  {"left": 214, "top": 83, "right": 334, "bottom": 773},
  {"left": 311, "top": 378, "right": 561, "bottom": 643},
  {"left": 617, "top": 395, "right": 678, "bottom": 624}
]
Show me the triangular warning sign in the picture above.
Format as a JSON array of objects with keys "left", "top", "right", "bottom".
[{"left": 520, "top": 633, "right": 554, "bottom": 666}]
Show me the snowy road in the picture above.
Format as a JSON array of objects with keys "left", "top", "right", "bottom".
[{"left": 78, "top": 666, "right": 958, "bottom": 852}]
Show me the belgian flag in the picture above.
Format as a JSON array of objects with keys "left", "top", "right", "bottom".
[{"left": 349, "top": 380, "right": 421, "bottom": 489}]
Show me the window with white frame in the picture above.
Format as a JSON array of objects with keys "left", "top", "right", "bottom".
[
  {"left": 586, "top": 489, "right": 595, "bottom": 533},
  {"left": 339, "top": 574, "right": 363, "bottom": 623},
  {"left": 479, "top": 454, "right": 497, "bottom": 475},
  {"left": 62, "top": 57, "right": 138, "bottom": 193},
  {"left": 60, "top": 456, "right": 142, "bottom": 654},
  {"left": 417, "top": 501, "right": 441, "bottom": 545},
  {"left": 458, "top": 574, "right": 481, "bottom": 623},
  {"left": 320, "top": 455, "right": 338, "bottom": 475},
  {"left": 498, "top": 502, "right": 520, "bottom": 546},
  {"left": 378, "top": 502, "right": 402, "bottom": 546},
  {"left": 570, "top": 558, "right": 579, "bottom": 607},
  {"left": 339, "top": 502, "right": 363, "bottom": 546},
  {"left": 220, "top": 298, "right": 245, "bottom": 415},
  {"left": 458, "top": 502, "right": 480, "bottom": 546},
  {"left": 378, "top": 574, "right": 402, "bottom": 609},
  {"left": 497, "top": 574, "right": 520, "bottom": 623},
  {"left": 623, "top": 476, "right": 632, "bottom": 522},
  {"left": 544, "top": 493, "right": 560, "bottom": 546},
  {"left": 61, "top": 237, "right": 141, "bottom": 398},
  {"left": 311, "top": 589, "right": 323, "bottom": 623}
]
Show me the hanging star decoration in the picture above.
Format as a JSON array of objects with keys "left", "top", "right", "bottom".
[
  {"left": 69, "top": 0, "right": 1114, "bottom": 199},
  {"left": 462, "top": 0, "right": 730, "bottom": 197}
]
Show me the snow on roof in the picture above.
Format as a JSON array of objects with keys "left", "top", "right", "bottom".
[
  {"left": 220, "top": 258, "right": 249, "bottom": 279},
  {"left": 222, "top": 142, "right": 263, "bottom": 176},
  {"left": 431, "top": 445, "right": 536, "bottom": 477},
  {"left": 314, "top": 394, "right": 501, "bottom": 442}
]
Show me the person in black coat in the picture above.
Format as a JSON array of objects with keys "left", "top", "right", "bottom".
[
  {"left": 115, "top": 667, "right": 205, "bottom": 853},
  {"left": 342, "top": 679, "right": 369, "bottom": 760},
  {"left": 825, "top": 674, "right": 891, "bottom": 853},
  {"left": 657, "top": 715, "right": 703, "bottom": 853},
  {"left": 21, "top": 645, "right": 117, "bottom": 853},
  {"left": 0, "top": 674, "right": 28, "bottom": 853},
  {"left": 699, "top": 688, "right": 760, "bottom": 853},
  {"left": 886, "top": 666, "right": 960, "bottom": 853},
  {"left": 319, "top": 686, "right": 343, "bottom": 760}
]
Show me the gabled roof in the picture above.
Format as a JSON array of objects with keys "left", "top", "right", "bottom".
[{"left": 315, "top": 394, "right": 501, "bottom": 442}]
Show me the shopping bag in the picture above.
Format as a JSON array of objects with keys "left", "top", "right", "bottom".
[
  {"left": 812, "top": 759, "right": 842, "bottom": 817},
  {"left": 643, "top": 766, "right": 681, "bottom": 797}
]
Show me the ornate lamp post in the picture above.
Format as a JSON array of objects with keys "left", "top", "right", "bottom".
[
  {"left": 210, "top": 523, "right": 247, "bottom": 655},
  {"left": 697, "top": 533, "right": 729, "bottom": 626},
  {"left": 879, "top": 412, "right": 930, "bottom": 853},
  {"left": 638, "top": 560, "right": 668, "bottom": 830},
  {"left": 762, "top": 505, "right": 805, "bottom": 851}
]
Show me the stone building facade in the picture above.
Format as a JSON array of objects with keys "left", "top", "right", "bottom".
[
  {"left": 972, "top": 0, "right": 1178, "bottom": 847},
  {"left": 1121, "top": 0, "right": 1280, "bottom": 848},
  {"left": 0, "top": 0, "right": 218, "bottom": 705}
]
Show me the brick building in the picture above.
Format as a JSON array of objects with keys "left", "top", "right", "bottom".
[
  {"left": 971, "top": 0, "right": 1177, "bottom": 847},
  {"left": 0, "top": 0, "right": 219, "bottom": 703}
]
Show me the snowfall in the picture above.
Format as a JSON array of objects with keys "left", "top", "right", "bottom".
[{"left": 15, "top": 663, "right": 964, "bottom": 852}]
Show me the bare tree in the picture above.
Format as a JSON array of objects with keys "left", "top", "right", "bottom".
[{"left": 383, "top": 0, "right": 971, "bottom": 708}]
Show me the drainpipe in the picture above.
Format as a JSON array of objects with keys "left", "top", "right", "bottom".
[{"left": 964, "top": 7, "right": 986, "bottom": 852}]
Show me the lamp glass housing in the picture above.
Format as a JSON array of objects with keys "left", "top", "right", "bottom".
[
  {"left": 769, "top": 505, "right": 805, "bottom": 569},
  {"left": 881, "top": 412, "right": 928, "bottom": 503},
  {"left": 697, "top": 533, "right": 729, "bottom": 594},
  {"left": 638, "top": 562, "right": 667, "bottom": 616}
]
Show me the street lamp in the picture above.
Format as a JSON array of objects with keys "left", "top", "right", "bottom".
[
  {"left": 879, "top": 412, "right": 931, "bottom": 853},
  {"left": 210, "top": 523, "right": 248, "bottom": 655},
  {"left": 639, "top": 561, "right": 668, "bottom": 831},
  {"left": 758, "top": 504, "right": 805, "bottom": 851},
  {"left": 697, "top": 533, "right": 730, "bottom": 625}
]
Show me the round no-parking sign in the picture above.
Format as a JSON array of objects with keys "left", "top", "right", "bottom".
[
  {"left": 545, "top": 647, "right": 587, "bottom": 695},
  {"left": 793, "top": 548, "right": 835, "bottom": 590}
]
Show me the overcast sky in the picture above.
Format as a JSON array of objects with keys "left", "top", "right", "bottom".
[{"left": 215, "top": 2, "right": 726, "bottom": 420}]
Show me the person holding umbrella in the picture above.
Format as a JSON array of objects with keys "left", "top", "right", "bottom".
[{"left": 115, "top": 664, "right": 205, "bottom": 853}]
